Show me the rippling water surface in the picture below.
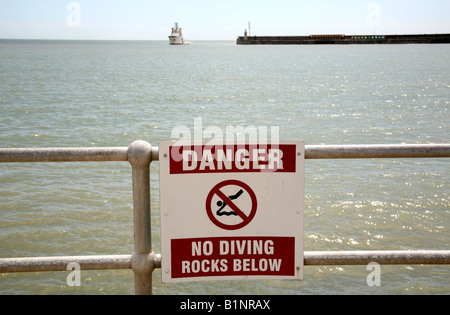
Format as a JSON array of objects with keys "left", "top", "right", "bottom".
[{"left": 0, "top": 40, "right": 449, "bottom": 294}]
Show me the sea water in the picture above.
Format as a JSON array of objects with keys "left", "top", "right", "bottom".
[{"left": 0, "top": 40, "right": 449, "bottom": 294}]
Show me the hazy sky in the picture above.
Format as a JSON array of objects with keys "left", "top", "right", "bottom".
[{"left": 1, "top": 0, "right": 449, "bottom": 40}]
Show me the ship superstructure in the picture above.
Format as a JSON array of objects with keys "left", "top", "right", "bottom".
[{"left": 169, "top": 23, "right": 190, "bottom": 45}]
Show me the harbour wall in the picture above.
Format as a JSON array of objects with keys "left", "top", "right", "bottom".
[{"left": 236, "top": 34, "right": 450, "bottom": 45}]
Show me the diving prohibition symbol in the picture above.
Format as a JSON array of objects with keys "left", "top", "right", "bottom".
[{"left": 206, "top": 180, "right": 258, "bottom": 231}]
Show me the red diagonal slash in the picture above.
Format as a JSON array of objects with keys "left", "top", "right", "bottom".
[
  {"left": 206, "top": 180, "right": 257, "bottom": 231},
  {"left": 214, "top": 189, "right": 248, "bottom": 220}
]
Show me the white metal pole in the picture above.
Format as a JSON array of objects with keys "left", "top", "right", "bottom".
[{"left": 128, "top": 141, "right": 154, "bottom": 295}]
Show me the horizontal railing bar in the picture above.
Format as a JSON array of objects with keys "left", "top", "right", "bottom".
[
  {"left": 304, "top": 250, "right": 450, "bottom": 266},
  {"left": 1, "top": 251, "right": 448, "bottom": 273},
  {"left": 151, "top": 146, "right": 159, "bottom": 162},
  {"left": 305, "top": 144, "right": 450, "bottom": 159},
  {"left": 0, "top": 147, "right": 129, "bottom": 163},
  {"left": 1, "top": 144, "right": 449, "bottom": 163},
  {"left": 0, "top": 255, "right": 132, "bottom": 273}
]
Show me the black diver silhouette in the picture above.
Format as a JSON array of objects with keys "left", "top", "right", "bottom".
[{"left": 216, "top": 189, "right": 244, "bottom": 216}]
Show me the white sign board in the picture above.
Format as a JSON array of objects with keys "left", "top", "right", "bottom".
[{"left": 159, "top": 141, "right": 304, "bottom": 283}]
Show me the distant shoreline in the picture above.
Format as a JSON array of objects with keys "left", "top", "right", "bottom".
[
  {"left": 237, "top": 33, "right": 450, "bottom": 45},
  {"left": 0, "top": 38, "right": 234, "bottom": 42}
]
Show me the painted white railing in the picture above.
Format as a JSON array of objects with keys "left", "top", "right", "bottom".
[{"left": 1, "top": 142, "right": 449, "bottom": 295}]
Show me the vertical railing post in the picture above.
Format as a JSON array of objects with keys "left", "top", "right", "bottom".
[{"left": 128, "top": 140, "right": 154, "bottom": 295}]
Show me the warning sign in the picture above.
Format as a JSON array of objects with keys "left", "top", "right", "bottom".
[{"left": 159, "top": 141, "right": 304, "bottom": 283}]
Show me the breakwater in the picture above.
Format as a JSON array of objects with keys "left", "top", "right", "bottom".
[{"left": 236, "top": 33, "right": 450, "bottom": 45}]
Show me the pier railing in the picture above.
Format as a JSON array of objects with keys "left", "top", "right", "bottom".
[{"left": 1, "top": 142, "right": 450, "bottom": 295}]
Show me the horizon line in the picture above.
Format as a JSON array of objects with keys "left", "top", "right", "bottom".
[{"left": 2, "top": 31, "right": 450, "bottom": 42}]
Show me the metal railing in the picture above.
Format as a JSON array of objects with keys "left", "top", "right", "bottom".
[{"left": 1, "top": 142, "right": 449, "bottom": 295}]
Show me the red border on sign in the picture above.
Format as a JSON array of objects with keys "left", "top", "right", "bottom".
[{"left": 205, "top": 180, "right": 257, "bottom": 231}]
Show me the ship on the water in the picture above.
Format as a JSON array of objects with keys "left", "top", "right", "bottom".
[
  {"left": 237, "top": 31, "right": 450, "bottom": 45},
  {"left": 169, "top": 23, "right": 191, "bottom": 45}
]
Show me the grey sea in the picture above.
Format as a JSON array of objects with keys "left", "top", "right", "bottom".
[{"left": 0, "top": 39, "right": 449, "bottom": 295}]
